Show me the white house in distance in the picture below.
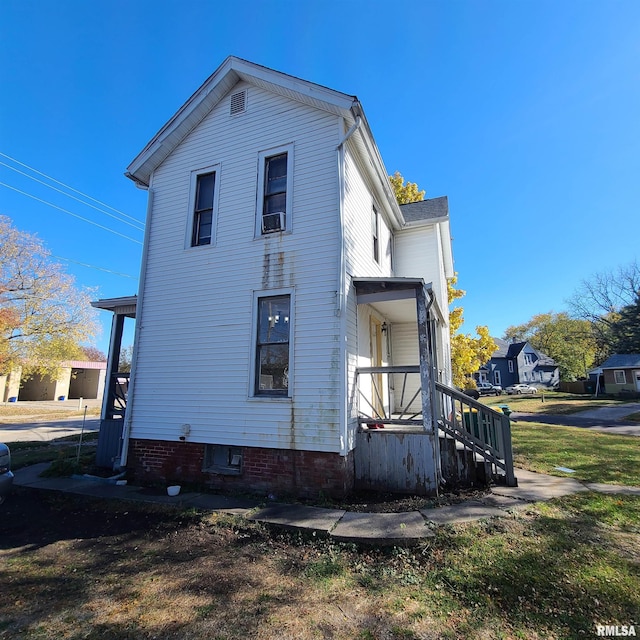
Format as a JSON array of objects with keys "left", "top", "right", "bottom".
[{"left": 94, "top": 57, "right": 516, "bottom": 497}]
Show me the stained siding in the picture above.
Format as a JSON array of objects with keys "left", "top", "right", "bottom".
[{"left": 131, "top": 82, "right": 342, "bottom": 452}]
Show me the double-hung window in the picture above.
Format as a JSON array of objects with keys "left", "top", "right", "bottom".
[
  {"left": 256, "top": 144, "right": 293, "bottom": 235},
  {"left": 255, "top": 295, "right": 291, "bottom": 395},
  {"left": 372, "top": 205, "right": 380, "bottom": 263},
  {"left": 189, "top": 167, "right": 219, "bottom": 247},
  {"left": 614, "top": 370, "right": 626, "bottom": 384}
]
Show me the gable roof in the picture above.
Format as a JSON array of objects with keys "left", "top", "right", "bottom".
[
  {"left": 489, "top": 338, "right": 558, "bottom": 366},
  {"left": 125, "top": 56, "right": 408, "bottom": 230},
  {"left": 600, "top": 354, "right": 640, "bottom": 369},
  {"left": 400, "top": 197, "right": 449, "bottom": 224}
]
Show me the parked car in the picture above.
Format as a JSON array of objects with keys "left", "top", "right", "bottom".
[
  {"left": 477, "top": 382, "right": 503, "bottom": 396},
  {"left": 505, "top": 383, "right": 539, "bottom": 395},
  {"left": 0, "top": 443, "right": 14, "bottom": 504}
]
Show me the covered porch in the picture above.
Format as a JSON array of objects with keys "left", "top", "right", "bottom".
[
  {"left": 90, "top": 295, "right": 137, "bottom": 468},
  {"left": 352, "top": 278, "right": 516, "bottom": 494}
]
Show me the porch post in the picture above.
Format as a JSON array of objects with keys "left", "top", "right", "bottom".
[
  {"left": 101, "top": 312, "right": 125, "bottom": 420},
  {"left": 416, "top": 286, "right": 433, "bottom": 432}
]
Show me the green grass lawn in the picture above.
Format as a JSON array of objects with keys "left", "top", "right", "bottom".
[
  {"left": 9, "top": 432, "right": 99, "bottom": 470},
  {"left": 511, "top": 421, "right": 640, "bottom": 486},
  {"left": 482, "top": 391, "right": 627, "bottom": 415}
]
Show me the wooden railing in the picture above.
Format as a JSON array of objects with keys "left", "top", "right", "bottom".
[
  {"left": 355, "top": 366, "right": 517, "bottom": 486},
  {"left": 434, "top": 381, "right": 517, "bottom": 487},
  {"left": 105, "top": 372, "right": 129, "bottom": 419},
  {"left": 356, "top": 366, "right": 423, "bottom": 427}
]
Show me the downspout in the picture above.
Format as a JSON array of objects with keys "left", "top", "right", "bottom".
[
  {"left": 117, "top": 184, "right": 154, "bottom": 469},
  {"left": 335, "top": 115, "right": 361, "bottom": 317},
  {"left": 335, "top": 114, "right": 361, "bottom": 457}
]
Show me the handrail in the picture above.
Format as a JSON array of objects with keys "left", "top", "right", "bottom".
[
  {"left": 355, "top": 366, "right": 517, "bottom": 487},
  {"left": 105, "top": 372, "right": 130, "bottom": 419},
  {"left": 434, "top": 381, "right": 517, "bottom": 487}
]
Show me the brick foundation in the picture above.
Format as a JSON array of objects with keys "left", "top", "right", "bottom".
[{"left": 128, "top": 439, "right": 355, "bottom": 498}]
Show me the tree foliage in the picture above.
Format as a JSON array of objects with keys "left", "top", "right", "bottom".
[
  {"left": 504, "top": 312, "right": 597, "bottom": 381},
  {"left": 389, "top": 171, "right": 426, "bottom": 204},
  {"left": 568, "top": 260, "right": 640, "bottom": 359},
  {"left": 448, "top": 275, "right": 497, "bottom": 388},
  {"left": 81, "top": 346, "right": 107, "bottom": 362},
  {"left": 0, "top": 216, "right": 99, "bottom": 376},
  {"left": 610, "top": 297, "right": 640, "bottom": 354}
]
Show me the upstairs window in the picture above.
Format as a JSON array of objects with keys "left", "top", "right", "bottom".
[
  {"left": 189, "top": 168, "right": 219, "bottom": 247},
  {"left": 257, "top": 145, "right": 293, "bottom": 235},
  {"left": 372, "top": 205, "right": 380, "bottom": 263},
  {"left": 524, "top": 353, "right": 534, "bottom": 365},
  {"left": 255, "top": 295, "right": 291, "bottom": 396},
  {"left": 508, "top": 360, "right": 514, "bottom": 373}
]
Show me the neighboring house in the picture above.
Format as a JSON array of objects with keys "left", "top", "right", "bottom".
[
  {"left": 599, "top": 354, "right": 640, "bottom": 395},
  {"left": 93, "top": 57, "right": 516, "bottom": 497},
  {"left": 478, "top": 339, "right": 559, "bottom": 389}
]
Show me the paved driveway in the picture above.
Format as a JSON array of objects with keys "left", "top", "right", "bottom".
[
  {"left": 0, "top": 417, "right": 100, "bottom": 443},
  {"left": 513, "top": 402, "right": 640, "bottom": 436}
]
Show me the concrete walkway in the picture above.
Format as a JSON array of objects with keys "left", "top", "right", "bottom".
[{"left": 12, "top": 463, "right": 640, "bottom": 545}]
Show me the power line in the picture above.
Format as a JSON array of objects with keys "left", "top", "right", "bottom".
[
  {"left": 52, "top": 255, "right": 138, "bottom": 280},
  {"left": 0, "top": 151, "right": 144, "bottom": 226},
  {"left": 0, "top": 181, "right": 143, "bottom": 245},
  {"left": 0, "top": 160, "right": 145, "bottom": 232}
]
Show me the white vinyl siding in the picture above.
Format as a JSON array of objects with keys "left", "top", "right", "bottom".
[
  {"left": 342, "top": 145, "right": 395, "bottom": 445},
  {"left": 130, "top": 82, "right": 342, "bottom": 453}
]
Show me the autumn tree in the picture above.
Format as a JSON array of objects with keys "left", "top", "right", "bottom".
[
  {"left": 504, "top": 312, "right": 597, "bottom": 381},
  {"left": 389, "top": 171, "right": 425, "bottom": 204},
  {"left": 81, "top": 346, "right": 107, "bottom": 362},
  {"left": 448, "top": 275, "right": 497, "bottom": 388},
  {"left": 0, "top": 216, "right": 99, "bottom": 377}
]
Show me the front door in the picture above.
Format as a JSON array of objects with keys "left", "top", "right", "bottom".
[
  {"left": 370, "top": 316, "right": 384, "bottom": 418},
  {"left": 635, "top": 370, "right": 640, "bottom": 392}
]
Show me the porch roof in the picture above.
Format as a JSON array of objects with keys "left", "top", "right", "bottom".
[
  {"left": 352, "top": 278, "right": 445, "bottom": 325},
  {"left": 91, "top": 295, "right": 137, "bottom": 318}
]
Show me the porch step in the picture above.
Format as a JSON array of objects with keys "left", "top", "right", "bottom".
[{"left": 438, "top": 432, "right": 503, "bottom": 487}]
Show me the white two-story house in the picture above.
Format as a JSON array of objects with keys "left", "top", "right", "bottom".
[{"left": 94, "top": 57, "right": 516, "bottom": 497}]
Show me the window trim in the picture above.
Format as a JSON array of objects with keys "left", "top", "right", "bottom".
[
  {"left": 372, "top": 205, "right": 380, "bottom": 263},
  {"left": 186, "top": 164, "right": 221, "bottom": 249},
  {"left": 614, "top": 370, "right": 626, "bottom": 384},
  {"left": 255, "top": 144, "right": 294, "bottom": 237},
  {"left": 250, "top": 288, "right": 294, "bottom": 399},
  {"left": 494, "top": 370, "right": 501, "bottom": 386}
]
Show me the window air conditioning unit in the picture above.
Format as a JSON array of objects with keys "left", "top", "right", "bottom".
[{"left": 262, "top": 211, "right": 285, "bottom": 233}]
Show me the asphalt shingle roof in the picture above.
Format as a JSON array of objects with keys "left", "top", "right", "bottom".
[
  {"left": 600, "top": 354, "right": 640, "bottom": 369},
  {"left": 400, "top": 196, "right": 448, "bottom": 223}
]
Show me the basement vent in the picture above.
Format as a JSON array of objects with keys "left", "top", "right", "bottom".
[{"left": 230, "top": 90, "right": 246, "bottom": 115}]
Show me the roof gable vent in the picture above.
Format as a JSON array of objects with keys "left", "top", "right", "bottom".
[{"left": 230, "top": 90, "right": 246, "bottom": 116}]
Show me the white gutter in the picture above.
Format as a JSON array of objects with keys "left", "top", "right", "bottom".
[
  {"left": 335, "top": 114, "right": 361, "bottom": 456},
  {"left": 335, "top": 114, "right": 361, "bottom": 316},
  {"left": 117, "top": 184, "right": 154, "bottom": 468}
]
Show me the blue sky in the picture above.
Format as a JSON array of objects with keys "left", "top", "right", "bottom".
[{"left": 1, "top": 0, "right": 639, "bottom": 355}]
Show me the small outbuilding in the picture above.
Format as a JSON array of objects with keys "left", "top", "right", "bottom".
[{"left": 599, "top": 354, "right": 640, "bottom": 395}]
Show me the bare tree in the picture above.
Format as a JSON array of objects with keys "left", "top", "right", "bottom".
[{"left": 567, "top": 260, "right": 640, "bottom": 359}]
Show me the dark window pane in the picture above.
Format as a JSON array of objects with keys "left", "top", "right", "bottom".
[
  {"left": 266, "top": 154, "right": 287, "bottom": 195},
  {"left": 264, "top": 192, "right": 286, "bottom": 215},
  {"left": 258, "top": 344, "right": 289, "bottom": 390},
  {"left": 196, "top": 172, "right": 215, "bottom": 210}
]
